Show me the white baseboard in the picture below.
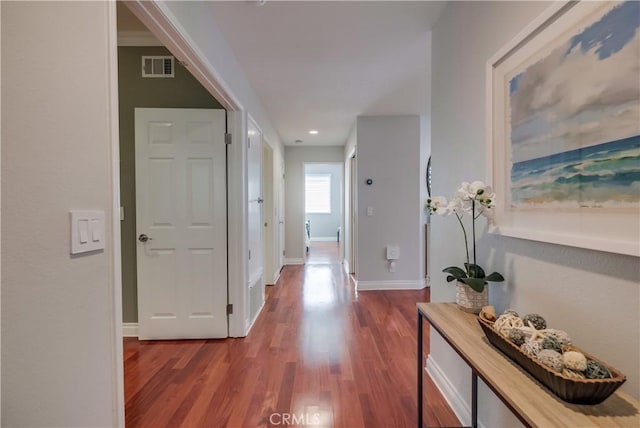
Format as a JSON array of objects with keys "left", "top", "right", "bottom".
[
  {"left": 356, "top": 278, "right": 427, "bottom": 291},
  {"left": 310, "top": 237, "right": 338, "bottom": 242},
  {"left": 426, "top": 355, "right": 485, "bottom": 428},
  {"left": 343, "top": 259, "right": 350, "bottom": 275},
  {"left": 122, "top": 322, "right": 139, "bottom": 338},
  {"left": 245, "top": 301, "right": 265, "bottom": 335},
  {"left": 284, "top": 258, "right": 305, "bottom": 265},
  {"left": 270, "top": 270, "right": 281, "bottom": 285}
]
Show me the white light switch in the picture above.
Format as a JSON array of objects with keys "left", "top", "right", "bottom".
[
  {"left": 366, "top": 206, "right": 374, "bottom": 217},
  {"left": 79, "top": 220, "right": 89, "bottom": 243},
  {"left": 91, "top": 219, "right": 101, "bottom": 242},
  {"left": 71, "top": 210, "right": 105, "bottom": 254}
]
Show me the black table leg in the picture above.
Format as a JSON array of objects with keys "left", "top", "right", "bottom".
[
  {"left": 472, "top": 371, "right": 478, "bottom": 428},
  {"left": 418, "top": 311, "right": 423, "bottom": 428}
]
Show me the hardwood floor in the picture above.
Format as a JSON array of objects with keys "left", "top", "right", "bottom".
[{"left": 124, "top": 249, "right": 460, "bottom": 427}]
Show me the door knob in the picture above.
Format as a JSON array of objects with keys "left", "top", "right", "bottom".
[
  {"left": 257, "top": 198, "right": 264, "bottom": 204},
  {"left": 138, "top": 234, "right": 152, "bottom": 243}
]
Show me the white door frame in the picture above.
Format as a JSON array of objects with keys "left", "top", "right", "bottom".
[
  {"left": 262, "top": 140, "right": 276, "bottom": 285},
  {"left": 348, "top": 149, "right": 357, "bottom": 275},
  {"left": 106, "top": 2, "right": 124, "bottom": 425},
  {"left": 119, "top": 2, "right": 249, "bottom": 337}
]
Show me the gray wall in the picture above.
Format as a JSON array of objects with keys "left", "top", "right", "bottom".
[
  {"left": 430, "top": 2, "right": 639, "bottom": 425},
  {"left": 118, "top": 46, "right": 223, "bottom": 323},
  {"left": 284, "top": 146, "right": 344, "bottom": 261},
  {"left": 2, "top": 2, "right": 121, "bottom": 425},
  {"left": 356, "top": 116, "right": 424, "bottom": 286},
  {"left": 305, "top": 163, "right": 342, "bottom": 239}
]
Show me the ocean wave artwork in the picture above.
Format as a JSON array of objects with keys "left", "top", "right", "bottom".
[{"left": 508, "top": 1, "right": 640, "bottom": 209}]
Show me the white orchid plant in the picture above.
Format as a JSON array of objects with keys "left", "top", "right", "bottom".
[{"left": 425, "top": 181, "right": 504, "bottom": 293}]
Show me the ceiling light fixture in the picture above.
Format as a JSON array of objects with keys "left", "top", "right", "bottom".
[{"left": 308, "top": 130, "right": 319, "bottom": 135}]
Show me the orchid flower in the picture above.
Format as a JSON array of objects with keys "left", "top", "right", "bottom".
[{"left": 425, "top": 180, "right": 503, "bottom": 292}]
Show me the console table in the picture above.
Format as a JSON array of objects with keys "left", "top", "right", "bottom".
[{"left": 417, "top": 302, "right": 640, "bottom": 428}]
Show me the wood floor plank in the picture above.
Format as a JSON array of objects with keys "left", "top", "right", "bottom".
[{"left": 125, "top": 242, "right": 460, "bottom": 427}]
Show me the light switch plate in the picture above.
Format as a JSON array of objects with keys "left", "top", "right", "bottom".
[{"left": 70, "top": 210, "right": 105, "bottom": 254}]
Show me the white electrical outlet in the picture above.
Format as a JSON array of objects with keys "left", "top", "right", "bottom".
[{"left": 386, "top": 246, "right": 399, "bottom": 260}]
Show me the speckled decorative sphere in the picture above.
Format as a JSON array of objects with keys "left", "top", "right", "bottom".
[
  {"left": 538, "top": 349, "right": 563, "bottom": 372},
  {"left": 544, "top": 329, "right": 572, "bottom": 346},
  {"left": 494, "top": 314, "right": 523, "bottom": 336},
  {"left": 585, "top": 360, "right": 611, "bottom": 379},
  {"left": 521, "top": 339, "right": 542, "bottom": 358},
  {"left": 503, "top": 309, "right": 519, "bottom": 318},
  {"left": 507, "top": 328, "right": 527, "bottom": 346},
  {"left": 562, "top": 368, "right": 586, "bottom": 379},
  {"left": 541, "top": 336, "right": 562, "bottom": 353},
  {"left": 563, "top": 351, "right": 587, "bottom": 372},
  {"left": 522, "top": 313, "right": 547, "bottom": 330}
]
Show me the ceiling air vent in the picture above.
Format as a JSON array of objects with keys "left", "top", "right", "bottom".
[{"left": 141, "top": 56, "right": 174, "bottom": 78}]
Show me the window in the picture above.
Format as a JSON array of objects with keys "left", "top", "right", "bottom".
[{"left": 305, "top": 174, "right": 331, "bottom": 214}]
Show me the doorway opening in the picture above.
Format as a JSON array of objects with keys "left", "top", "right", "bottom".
[{"left": 303, "top": 162, "right": 343, "bottom": 265}]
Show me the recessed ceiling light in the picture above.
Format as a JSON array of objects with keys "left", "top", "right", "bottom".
[{"left": 308, "top": 130, "right": 319, "bottom": 135}]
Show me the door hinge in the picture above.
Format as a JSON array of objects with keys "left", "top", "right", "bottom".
[
  {"left": 282, "top": 250, "right": 285, "bottom": 256},
  {"left": 247, "top": 137, "right": 251, "bottom": 149},
  {"left": 249, "top": 249, "right": 251, "bottom": 260},
  {"left": 225, "top": 133, "right": 232, "bottom": 145},
  {"left": 226, "top": 304, "right": 233, "bottom": 315}
]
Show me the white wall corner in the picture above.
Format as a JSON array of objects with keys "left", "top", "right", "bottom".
[
  {"left": 356, "top": 279, "right": 426, "bottom": 291},
  {"left": 284, "top": 258, "right": 305, "bottom": 265},
  {"left": 122, "top": 323, "right": 139, "bottom": 338}
]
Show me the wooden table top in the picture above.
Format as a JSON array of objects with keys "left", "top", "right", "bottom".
[{"left": 418, "top": 302, "right": 640, "bottom": 428}]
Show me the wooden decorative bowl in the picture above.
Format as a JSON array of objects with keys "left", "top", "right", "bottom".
[{"left": 478, "top": 316, "right": 626, "bottom": 404}]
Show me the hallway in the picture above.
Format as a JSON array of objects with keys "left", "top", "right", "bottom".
[
  {"left": 305, "top": 241, "right": 341, "bottom": 265},
  {"left": 124, "top": 257, "right": 459, "bottom": 427}
]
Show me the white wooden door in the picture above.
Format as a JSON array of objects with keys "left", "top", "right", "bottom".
[
  {"left": 277, "top": 158, "right": 285, "bottom": 271},
  {"left": 247, "top": 119, "right": 264, "bottom": 289},
  {"left": 247, "top": 118, "right": 264, "bottom": 322},
  {"left": 135, "top": 108, "right": 227, "bottom": 340}
]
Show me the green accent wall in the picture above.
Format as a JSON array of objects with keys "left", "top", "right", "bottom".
[{"left": 118, "top": 46, "right": 224, "bottom": 323}]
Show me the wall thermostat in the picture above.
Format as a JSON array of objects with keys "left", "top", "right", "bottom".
[{"left": 366, "top": 178, "right": 373, "bottom": 185}]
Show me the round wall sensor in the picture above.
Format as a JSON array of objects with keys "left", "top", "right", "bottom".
[{"left": 366, "top": 179, "right": 373, "bottom": 185}]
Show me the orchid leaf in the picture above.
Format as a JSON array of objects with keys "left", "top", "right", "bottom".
[
  {"left": 442, "top": 266, "right": 466, "bottom": 279},
  {"left": 485, "top": 272, "right": 505, "bottom": 282},
  {"left": 464, "top": 263, "right": 486, "bottom": 279},
  {"left": 459, "top": 277, "right": 486, "bottom": 293},
  {"left": 445, "top": 275, "right": 457, "bottom": 283}
]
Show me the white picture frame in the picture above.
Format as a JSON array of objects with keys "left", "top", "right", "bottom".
[{"left": 486, "top": 1, "right": 640, "bottom": 257}]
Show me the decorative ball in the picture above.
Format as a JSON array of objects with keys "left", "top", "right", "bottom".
[
  {"left": 508, "top": 328, "right": 527, "bottom": 346},
  {"left": 585, "top": 360, "right": 611, "bottom": 379},
  {"left": 541, "top": 336, "right": 563, "bottom": 353},
  {"left": 521, "top": 339, "right": 542, "bottom": 358},
  {"left": 562, "top": 368, "right": 586, "bottom": 379},
  {"left": 522, "top": 313, "right": 547, "bottom": 330},
  {"left": 504, "top": 309, "right": 519, "bottom": 318},
  {"left": 563, "top": 351, "right": 587, "bottom": 372},
  {"left": 538, "top": 349, "right": 563, "bottom": 372},
  {"left": 544, "top": 329, "right": 572, "bottom": 346},
  {"left": 494, "top": 314, "right": 523, "bottom": 336}
]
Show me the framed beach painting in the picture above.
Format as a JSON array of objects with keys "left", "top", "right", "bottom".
[{"left": 487, "top": 0, "right": 640, "bottom": 257}]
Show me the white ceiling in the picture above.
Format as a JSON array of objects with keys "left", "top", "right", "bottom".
[{"left": 118, "top": 1, "right": 447, "bottom": 146}]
